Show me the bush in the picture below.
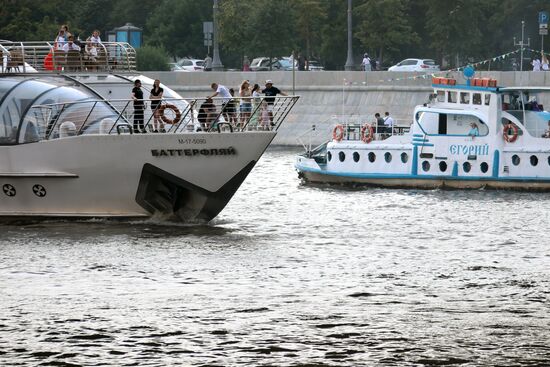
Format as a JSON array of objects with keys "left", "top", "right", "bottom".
[{"left": 136, "top": 45, "right": 170, "bottom": 71}]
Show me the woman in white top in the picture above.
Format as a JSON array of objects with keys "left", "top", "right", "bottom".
[
  {"left": 55, "top": 29, "right": 66, "bottom": 50},
  {"left": 239, "top": 80, "right": 252, "bottom": 128}
]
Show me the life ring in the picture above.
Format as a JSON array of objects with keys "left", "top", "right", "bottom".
[
  {"left": 503, "top": 123, "right": 518, "bottom": 143},
  {"left": 158, "top": 104, "right": 182, "bottom": 125},
  {"left": 360, "top": 123, "right": 375, "bottom": 143},
  {"left": 332, "top": 124, "right": 344, "bottom": 142}
]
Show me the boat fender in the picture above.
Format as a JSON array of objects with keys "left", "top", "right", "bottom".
[
  {"left": 503, "top": 123, "right": 518, "bottom": 143},
  {"left": 361, "top": 123, "right": 374, "bottom": 143},
  {"left": 159, "top": 104, "right": 182, "bottom": 125},
  {"left": 332, "top": 124, "right": 344, "bottom": 142}
]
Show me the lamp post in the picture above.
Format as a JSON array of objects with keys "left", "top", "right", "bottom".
[
  {"left": 344, "top": 0, "right": 355, "bottom": 71},
  {"left": 212, "top": 0, "right": 224, "bottom": 71},
  {"left": 513, "top": 21, "right": 530, "bottom": 71}
]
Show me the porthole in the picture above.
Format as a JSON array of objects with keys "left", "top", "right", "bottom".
[
  {"left": 327, "top": 151, "right": 332, "bottom": 162},
  {"left": 384, "top": 152, "right": 392, "bottom": 163},
  {"left": 368, "top": 152, "right": 376, "bottom": 163},
  {"left": 530, "top": 155, "right": 538, "bottom": 166},
  {"left": 439, "top": 161, "right": 447, "bottom": 172},
  {"left": 401, "top": 152, "right": 408, "bottom": 163},
  {"left": 480, "top": 162, "right": 489, "bottom": 173},
  {"left": 422, "top": 160, "right": 430, "bottom": 172},
  {"left": 353, "top": 152, "right": 360, "bottom": 162},
  {"left": 548, "top": 156, "right": 550, "bottom": 166},
  {"left": 463, "top": 162, "right": 471, "bottom": 173},
  {"left": 512, "top": 154, "right": 520, "bottom": 166},
  {"left": 339, "top": 151, "right": 345, "bottom": 162}
]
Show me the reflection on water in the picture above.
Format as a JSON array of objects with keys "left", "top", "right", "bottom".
[{"left": 1, "top": 147, "right": 549, "bottom": 366}]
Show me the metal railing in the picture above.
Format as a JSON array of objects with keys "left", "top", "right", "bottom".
[
  {"left": 0, "top": 40, "right": 136, "bottom": 73},
  {"left": 335, "top": 122, "right": 410, "bottom": 142},
  {"left": 20, "top": 95, "right": 300, "bottom": 143}
]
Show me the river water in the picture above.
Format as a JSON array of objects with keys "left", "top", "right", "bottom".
[{"left": 1, "top": 147, "right": 549, "bottom": 366}]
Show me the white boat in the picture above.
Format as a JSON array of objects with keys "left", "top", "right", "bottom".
[
  {"left": 0, "top": 41, "right": 298, "bottom": 221},
  {"left": 296, "top": 72, "right": 550, "bottom": 191}
]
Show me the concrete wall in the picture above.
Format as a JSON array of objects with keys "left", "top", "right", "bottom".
[{"left": 143, "top": 71, "right": 550, "bottom": 145}]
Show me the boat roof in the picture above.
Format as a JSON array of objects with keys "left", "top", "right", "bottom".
[{"left": 498, "top": 87, "right": 550, "bottom": 93}]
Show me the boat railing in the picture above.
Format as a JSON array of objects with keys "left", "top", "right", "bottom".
[
  {"left": 0, "top": 40, "right": 136, "bottom": 73},
  {"left": 22, "top": 95, "right": 299, "bottom": 142},
  {"left": 337, "top": 122, "right": 410, "bottom": 142}
]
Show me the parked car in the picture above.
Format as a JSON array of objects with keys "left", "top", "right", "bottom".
[
  {"left": 307, "top": 60, "right": 325, "bottom": 71},
  {"left": 177, "top": 58, "right": 204, "bottom": 71},
  {"left": 388, "top": 58, "right": 440, "bottom": 72},
  {"left": 169, "top": 62, "right": 188, "bottom": 72},
  {"left": 250, "top": 57, "right": 284, "bottom": 71}
]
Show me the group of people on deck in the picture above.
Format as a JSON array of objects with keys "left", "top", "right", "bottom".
[
  {"left": 129, "top": 78, "right": 288, "bottom": 134},
  {"left": 374, "top": 112, "right": 395, "bottom": 138},
  {"left": 200, "top": 79, "right": 287, "bottom": 131},
  {"left": 53, "top": 24, "right": 102, "bottom": 68}
]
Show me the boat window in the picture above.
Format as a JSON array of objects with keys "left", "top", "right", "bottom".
[
  {"left": 480, "top": 162, "right": 489, "bottom": 173},
  {"left": 384, "top": 152, "right": 392, "bottom": 163},
  {"left": 530, "top": 155, "right": 538, "bottom": 166},
  {"left": 472, "top": 93, "right": 482, "bottom": 105},
  {"left": 353, "top": 152, "right": 360, "bottom": 162},
  {"left": 417, "top": 111, "right": 489, "bottom": 136},
  {"left": 484, "top": 94, "right": 491, "bottom": 105},
  {"left": 0, "top": 80, "right": 55, "bottom": 145},
  {"left": 401, "top": 152, "right": 408, "bottom": 163},
  {"left": 327, "top": 151, "right": 332, "bottom": 161},
  {"left": 439, "top": 161, "right": 447, "bottom": 172},
  {"left": 447, "top": 91, "right": 457, "bottom": 103},
  {"left": 460, "top": 92, "right": 470, "bottom": 104},
  {"left": 338, "top": 151, "right": 345, "bottom": 162},
  {"left": 368, "top": 152, "right": 376, "bottom": 162},
  {"left": 463, "top": 162, "right": 471, "bottom": 173},
  {"left": 436, "top": 90, "right": 445, "bottom": 102},
  {"left": 512, "top": 154, "right": 520, "bottom": 166},
  {"left": 422, "top": 161, "right": 430, "bottom": 172}
]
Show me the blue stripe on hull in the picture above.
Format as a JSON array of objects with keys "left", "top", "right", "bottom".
[{"left": 296, "top": 164, "right": 550, "bottom": 183}]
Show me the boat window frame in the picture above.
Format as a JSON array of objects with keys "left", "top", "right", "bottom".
[
  {"left": 415, "top": 110, "right": 490, "bottom": 137},
  {"left": 460, "top": 92, "right": 470, "bottom": 104},
  {"left": 447, "top": 91, "right": 457, "bottom": 103}
]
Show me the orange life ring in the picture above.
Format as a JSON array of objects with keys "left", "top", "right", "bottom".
[
  {"left": 360, "top": 123, "right": 374, "bottom": 143},
  {"left": 332, "top": 124, "right": 345, "bottom": 142},
  {"left": 158, "top": 104, "right": 182, "bottom": 125},
  {"left": 503, "top": 123, "right": 518, "bottom": 143}
]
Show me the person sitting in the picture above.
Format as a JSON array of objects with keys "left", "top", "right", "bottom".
[
  {"left": 198, "top": 98, "right": 216, "bottom": 131},
  {"left": 542, "top": 121, "right": 550, "bottom": 138},
  {"left": 62, "top": 36, "right": 81, "bottom": 52},
  {"left": 90, "top": 30, "right": 102, "bottom": 44},
  {"left": 468, "top": 122, "right": 479, "bottom": 138}
]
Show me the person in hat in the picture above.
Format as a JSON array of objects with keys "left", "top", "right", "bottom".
[
  {"left": 361, "top": 53, "right": 371, "bottom": 72},
  {"left": 261, "top": 80, "right": 287, "bottom": 127}
]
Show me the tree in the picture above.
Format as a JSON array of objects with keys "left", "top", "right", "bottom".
[
  {"left": 291, "top": 0, "right": 328, "bottom": 61},
  {"left": 355, "top": 0, "right": 420, "bottom": 66}
]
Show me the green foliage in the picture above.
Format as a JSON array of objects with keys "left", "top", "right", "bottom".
[
  {"left": 136, "top": 45, "right": 170, "bottom": 71},
  {"left": 0, "top": 0, "right": 549, "bottom": 70}
]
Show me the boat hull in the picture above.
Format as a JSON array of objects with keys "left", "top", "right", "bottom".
[
  {"left": 0, "top": 131, "right": 276, "bottom": 222},
  {"left": 297, "top": 167, "right": 550, "bottom": 191}
]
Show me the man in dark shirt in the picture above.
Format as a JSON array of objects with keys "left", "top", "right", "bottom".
[
  {"left": 132, "top": 79, "right": 145, "bottom": 133},
  {"left": 261, "top": 80, "right": 287, "bottom": 127}
]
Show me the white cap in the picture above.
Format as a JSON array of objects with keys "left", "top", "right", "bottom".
[{"left": 265, "top": 79, "right": 273, "bottom": 84}]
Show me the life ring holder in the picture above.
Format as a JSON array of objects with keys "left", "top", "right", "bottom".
[
  {"left": 360, "top": 123, "right": 375, "bottom": 143},
  {"left": 332, "top": 124, "right": 345, "bottom": 142},
  {"left": 503, "top": 123, "right": 519, "bottom": 143},
  {"left": 158, "top": 104, "right": 182, "bottom": 125}
]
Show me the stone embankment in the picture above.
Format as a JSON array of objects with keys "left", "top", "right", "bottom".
[{"left": 144, "top": 70, "right": 550, "bottom": 146}]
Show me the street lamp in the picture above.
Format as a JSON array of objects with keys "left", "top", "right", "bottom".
[
  {"left": 212, "top": 0, "right": 224, "bottom": 71},
  {"left": 344, "top": 0, "right": 355, "bottom": 71},
  {"left": 513, "top": 21, "right": 530, "bottom": 71}
]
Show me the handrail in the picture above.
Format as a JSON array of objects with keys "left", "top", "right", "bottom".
[
  {"left": 0, "top": 40, "right": 136, "bottom": 73},
  {"left": 21, "top": 95, "right": 300, "bottom": 142}
]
